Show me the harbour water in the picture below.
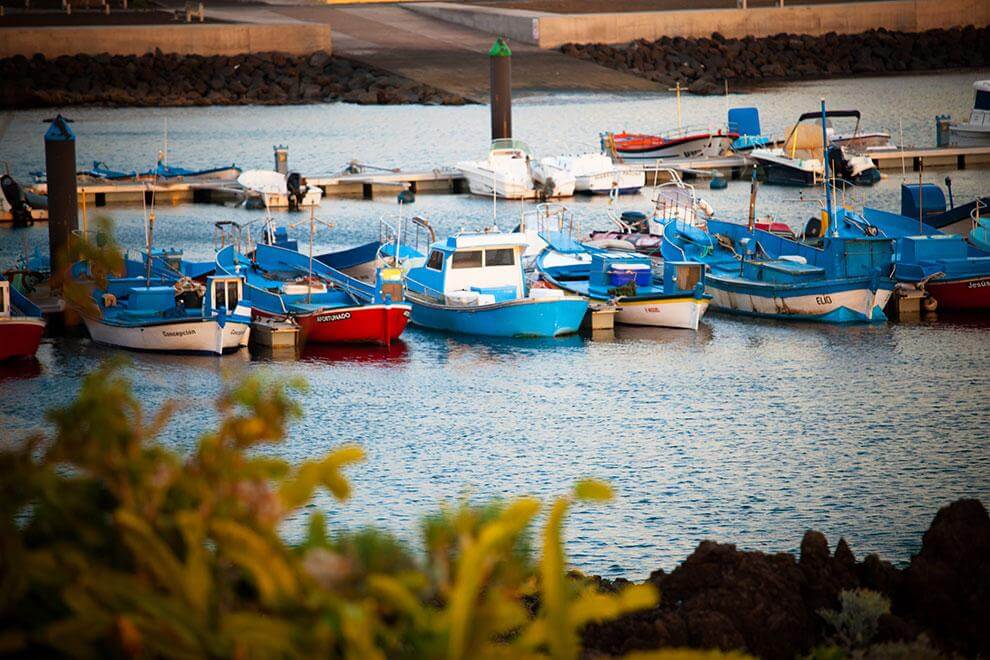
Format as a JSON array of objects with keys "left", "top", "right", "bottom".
[{"left": 2, "top": 71, "right": 989, "bottom": 579}]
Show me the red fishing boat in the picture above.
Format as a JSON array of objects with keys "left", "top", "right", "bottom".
[
  {"left": 924, "top": 276, "right": 990, "bottom": 312},
  {"left": 0, "top": 278, "right": 46, "bottom": 361},
  {"left": 253, "top": 303, "right": 410, "bottom": 346}
]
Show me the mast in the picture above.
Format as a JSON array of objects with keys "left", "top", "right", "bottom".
[{"left": 820, "top": 98, "right": 836, "bottom": 236}]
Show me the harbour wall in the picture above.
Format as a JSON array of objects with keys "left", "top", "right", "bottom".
[
  {"left": 0, "top": 23, "right": 333, "bottom": 59},
  {"left": 406, "top": 0, "right": 990, "bottom": 48}
]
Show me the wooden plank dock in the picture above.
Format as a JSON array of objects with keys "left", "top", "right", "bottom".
[{"left": 18, "top": 144, "right": 990, "bottom": 213}]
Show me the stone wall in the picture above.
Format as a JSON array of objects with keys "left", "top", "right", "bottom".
[
  {"left": 407, "top": 0, "right": 990, "bottom": 48},
  {"left": 0, "top": 23, "right": 333, "bottom": 58}
]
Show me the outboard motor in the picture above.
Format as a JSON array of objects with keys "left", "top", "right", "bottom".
[
  {"left": 1, "top": 174, "right": 33, "bottom": 228},
  {"left": 286, "top": 171, "right": 304, "bottom": 211}
]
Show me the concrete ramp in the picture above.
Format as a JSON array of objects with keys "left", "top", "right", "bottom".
[{"left": 272, "top": 4, "right": 661, "bottom": 101}]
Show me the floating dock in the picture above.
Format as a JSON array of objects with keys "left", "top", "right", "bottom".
[{"left": 17, "top": 144, "right": 990, "bottom": 212}]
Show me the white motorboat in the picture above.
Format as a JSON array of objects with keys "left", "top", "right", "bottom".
[
  {"left": 237, "top": 170, "right": 323, "bottom": 209},
  {"left": 538, "top": 153, "right": 645, "bottom": 195},
  {"left": 530, "top": 157, "right": 576, "bottom": 198},
  {"left": 456, "top": 139, "right": 538, "bottom": 200},
  {"left": 949, "top": 80, "right": 990, "bottom": 146}
]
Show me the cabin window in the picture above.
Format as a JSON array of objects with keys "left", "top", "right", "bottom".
[
  {"left": 452, "top": 250, "right": 483, "bottom": 269},
  {"left": 485, "top": 248, "right": 515, "bottom": 267},
  {"left": 225, "top": 282, "right": 239, "bottom": 310},
  {"left": 426, "top": 250, "right": 444, "bottom": 271},
  {"left": 214, "top": 282, "right": 227, "bottom": 309},
  {"left": 976, "top": 90, "right": 990, "bottom": 111}
]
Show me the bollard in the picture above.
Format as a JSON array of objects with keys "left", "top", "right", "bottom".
[
  {"left": 274, "top": 145, "right": 288, "bottom": 175},
  {"left": 44, "top": 115, "right": 79, "bottom": 281},
  {"left": 489, "top": 36, "right": 512, "bottom": 141}
]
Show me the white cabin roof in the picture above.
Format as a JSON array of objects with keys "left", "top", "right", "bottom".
[
  {"left": 974, "top": 80, "right": 990, "bottom": 93},
  {"left": 446, "top": 232, "right": 528, "bottom": 249}
]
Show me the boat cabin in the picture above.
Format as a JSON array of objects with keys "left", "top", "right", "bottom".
[
  {"left": 408, "top": 232, "right": 527, "bottom": 304},
  {"left": 98, "top": 275, "right": 243, "bottom": 318}
]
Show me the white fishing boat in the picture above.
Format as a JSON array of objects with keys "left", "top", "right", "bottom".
[
  {"left": 82, "top": 275, "right": 252, "bottom": 355},
  {"left": 456, "top": 139, "right": 538, "bottom": 200},
  {"left": 949, "top": 80, "right": 990, "bottom": 146},
  {"left": 538, "top": 153, "right": 644, "bottom": 195}
]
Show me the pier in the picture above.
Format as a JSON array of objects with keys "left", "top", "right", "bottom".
[{"left": 15, "top": 143, "right": 989, "bottom": 212}]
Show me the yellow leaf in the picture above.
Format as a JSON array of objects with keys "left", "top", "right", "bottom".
[{"left": 574, "top": 479, "right": 613, "bottom": 502}]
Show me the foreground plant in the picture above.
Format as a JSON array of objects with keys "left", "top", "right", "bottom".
[{"left": 0, "top": 362, "right": 706, "bottom": 659}]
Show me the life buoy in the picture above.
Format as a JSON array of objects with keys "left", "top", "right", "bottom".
[{"left": 922, "top": 296, "right": 938, "bottom": 312}]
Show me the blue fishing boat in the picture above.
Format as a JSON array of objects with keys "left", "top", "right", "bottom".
[
  {"left": 79, "top": 159, "right": 241, "bottom": 182},
  {"left": 536, "top": 232, "right": 710, "bottom": 330},
  {"left": 80, "top": 274, "right": 252, "bottom": 354},
  {"left": 215, "top": 242, "right": 410, "bottom": 346},
  {"left": 857, "top": 206, "right": 990, "bottom": 312},
  {"left": 663, "top": 101, "right": 896, "bottom": 324},
  {"left": 896, "top": 180, "right": 989, "bottom": 236},
  {"left": 403, "top": 231, "right": 588, "bottom": 338}
]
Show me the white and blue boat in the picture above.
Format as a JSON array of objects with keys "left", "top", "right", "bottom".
[
  {"left": 81, "top": 275, "right": 252, "bottom": 354},
  {"left": 536, "top": 232, "right": 710, "bottom": 330},
  {"left": 403, "top": 231, "right": 588, "bottom": 338},
  {"left": 663, "top": 101, "right": 896, "bottom": 324}
]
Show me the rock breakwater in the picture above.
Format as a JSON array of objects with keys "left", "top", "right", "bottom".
[
  {"left": 561, "top": 26, "right": 990, "bottom": 94},
  {"left": 583, "top": 499, "right": 990, "bottom": 659},
  {"left": 0, "top": 50, "right": 472, "bottom": 108}
]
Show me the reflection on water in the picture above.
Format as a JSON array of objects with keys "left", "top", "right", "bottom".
[
  {"left": 1, "top": 73, "right": 989, "bottom": 579},
  {"left": 300, "top": 339, "right": 410, "bottom": 365}
]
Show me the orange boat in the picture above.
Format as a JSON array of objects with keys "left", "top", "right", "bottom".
[{"left": 604, "top": 128, "right": 738, "bottom": 160}]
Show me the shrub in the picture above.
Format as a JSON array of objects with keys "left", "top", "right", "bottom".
[
  {"left": 819, "top": 589, "right": 892, "bottom": 650},
  {"left": 0, "top": 361, "right": 720, "bottom": 659}
]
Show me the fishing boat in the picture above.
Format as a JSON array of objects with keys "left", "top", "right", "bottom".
[
  {"left": 0, "top": 276, "right": 46, "bottom": 361},
  {"left": 80, "top": 275, "right": 252, "bottom": 354},
  {"left": 124, "top": 247, "right": 216, "bottom": 282},
  {"left": 456, "top": 139, "right": 538, "bottom": 200},
  {"left": 403, "top": 231, "right": 587, "bottom": 337},
  {"left": 859, "top": 206, "right": 990, "bottom": 312},
  {"left": 536, "top": 233, "right": 710, "bottom": 330},
  {"left": 587, "top": 170, "right": 715, "bottom": 256},
  {"left": 215, "top": 242, "right": 410, "bottom": 346},
  {"left": 663, "top": 102, "right": 896, "bottom": 323},
  {"left": 948, "top": 80, "right": 990, "bottom": 146},
  {"left": 77, "top": 159, "right": 242, "bottom": 183},
  {"left": 537, "top": 154, "right": 644, "bottom": 195},
  {"left": 896, "top": 180, "right": 989, "bottom": 236},
  {"left": 748, "top": 110, "right": 881, "bottom": 187},
  {"left": 603, "top": 127, "right": 738, "bottom": 160}
]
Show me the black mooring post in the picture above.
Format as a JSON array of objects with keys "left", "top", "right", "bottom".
[
  {"left": 44, "top": 114, "right": 78, "bottom": 279},
  {"left": 489, "top": 36, "right": 512, "bottom": 141}
]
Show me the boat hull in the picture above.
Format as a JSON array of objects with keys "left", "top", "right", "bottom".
[
  {"left": 0, "top": 318, "right": 45, "bottom": 360},
  {"left": 616, "top": 134, "right": 735, "bottom": 160},
  {"left": 258, "top": 303, "right": 411, "bottom": 346},
  {"left": 576, "top": 170, "right": 645, "bottom": 195},
  {"left": 408, "top": 296, "right": 587, "bottom": 337},
  {"left": 706, "top": 276, "right": 893, "bottom": 323},
  {"left": 458, "top": 165, "right": 536, "bottom": 200},
  {"left": 615, "top": 295, "right": 710, "bottom": 330},
  {"left": 82, "top": 317, "right": 250, "bottom": 354},
  {"left": 925, "top": 276, "right": 990, "bottom": 311}
]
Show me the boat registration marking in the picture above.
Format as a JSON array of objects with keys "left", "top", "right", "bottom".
[
  {"left": 815, "top": 295, "right": 833, "bottom": 305},
  {"left": 162, "top": 329, "right": 196, "bottom": 337},
  {"left": 967, "top": 279, "right": 990, "bottom": 289},
  {"left": 316, "top": 312, "right": 352, "bottom": 323}
]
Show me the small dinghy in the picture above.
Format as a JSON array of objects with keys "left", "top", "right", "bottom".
[
  {"left": 81, "top": 275, "right": 252, "bottom": 354},
  {"left": 237, "top": 170, "right": 323, "bottom": 210},
  {"left": 78, "top": 160, "right": 241, "bottom": 182},
  {"left": 0, "top": 276, "right": 46, "bottom": 361},
  {"left": 402, "top": 230, "right": 587, "bottom": 338},
  {"left": 603, "top": 128, "right": 738, "bottom": 160}
]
